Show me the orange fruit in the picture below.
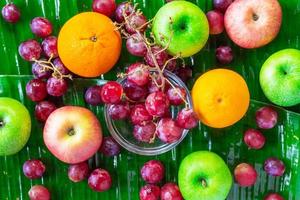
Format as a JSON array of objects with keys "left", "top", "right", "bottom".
[
  {"left": 192, "top": 69, "right": 250, "bottom": 128},
  {"left": 58, "top": 12, "right": 122, "bottom": 78}
]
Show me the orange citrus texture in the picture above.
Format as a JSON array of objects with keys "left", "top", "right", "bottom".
[
  {"left": 192, "top": 69, "right": 250, "bottom": 128},
  {"left": 58, "top": 12, "right": 122, "bottom": 78}
]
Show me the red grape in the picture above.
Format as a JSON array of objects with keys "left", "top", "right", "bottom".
[
  {"left": 23, "top": 159, "right": 46, "bottom": 179},
  {"left": 264, "top": 193, "right": 284, "bottom": 200},
  {"left": 1, "top": 3, "right": 20, "bottom": 23},
  {"left": 130, "top": 104, "right": 153, "bottom": 125},
  {"left": 145, "top": 92, "right": 170, "bottom": 117},
  {"left": 125, "top": 13, "right": 147, "bottom": 34},
  {"left": 166, "top": 86, "right": 186, "bottom": 105},
  {"left": 30, "top": 17, "right": 53, "bottom": 38},
  {"left": 216, "top": 46, "right": 233, "bottom": 64},
  {"left": 206, "top": 10, "right": 224, "bottom": 35},
  {"left": 157, "top": 118, "right": 183, "bottom": 143},
  {"left": 108, "top": 102, "right": 130, "bottom": 120},
  {"left": 175, "top": 67, "right": 192, "bottom": 83},
  {"left": 165, "top": 57, "right": 177, "bottom": 72},
  {"left": 99, "top": 136, "right": 121, "bottom": 156},
  {"left": 145, "top": 46, "right": 168, "bottom": 68},
  {"left": 243, "top": 129, "right": 265, "bottom": 149},
  {"left": 141, "top": 160, "right": 165, "bottom": 184},
  {"left": 26, "top": 79, "right": 47, "bottom": 102},
  {"left": 140, "top": 184, "right": 161, "bottom": 200},
  {"left": 176, "top": 108, "right": 198, "bottom": 129},
  {"left": 123, "top": 80, "right": 148, "bottom": 101},
  {"left": 88, "top": 168, "right": 112, "bottom": 192},
  {"left": 161, "top": 182, "right": 183, "bottom": 200},
  {"left": 133, "top": 122, "right": 156, "bottom": 143},
  {"left": 41, "top": 36, "right": 58, "bottom": 58},
  {"left": 101, "top": 81, "right": 123, "bottom": 104},
  {"left": 92, "top": 0, "right": 116, "bottom": 17},
  {"left": 264, "top": 157, "right": 285, "bottom": 176},
  {"left": 53, "top": 58, "right": 70, "bottom": 75},
  {"left": 19, "top": 39, "right": 42, "bottom": 61},
  {"left": 84, "top": 85, "right": 103, "bottom": 106},
  {"left": 46, "top": 77, "right": 68, "bottom": 97},
  {"left": 234, "top": 163, "right": 257, "bottom": 187},
  {"left": 28, "top": 185, "right": 50, "bottom": 200},
  {"left": 126, "top": 33, "right": 147, "bottom": 57},
  {"left": 32, "top": 62, "right": 51, "bottom": 79},
  {"left": 115, "top": 2, "right": 134, "bottom": 23},
  {"left": 35, "top": 101, "right": 57, "bottom": 122},
  {"left": 68, "top": 162, "right": 89, "bottom": 182},
  {"left": 256, "top": 106, "right": 278, "bottom": 129},
  {"left": 213, "top": 0, "right": 233, "bottom": 13},
  {"left": 127, "top": 62, "right": 149, "bottom": 86}
]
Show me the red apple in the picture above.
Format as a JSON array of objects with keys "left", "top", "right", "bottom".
[
  {"left": 224, "top": 0, "right": 282, "bottom": 49},
  {"left": 43, "top": 106, "right": 102, "bottom": 164}
]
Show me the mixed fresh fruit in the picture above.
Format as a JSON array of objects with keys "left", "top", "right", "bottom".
[{"left": 0, "top": 0, "right": 297, "bottom": 199}]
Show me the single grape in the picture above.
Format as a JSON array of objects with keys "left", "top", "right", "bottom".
[
  {"left": 243, "top": 129, "right": 265, "bottom": 149},
  {"left": 26, "top": 79, "right": 47, "bottom": 102},
  {"left": 125, "top": 13, "right": 147, "bottom": 34},
  {"left": 123, "top": 80, "right": 148, "bottom": 101},
  {"left": 234, "top": 163, "right": 257, "bottom": 187},
  {"left": 264, "top": 157, "right": 285, "bottom": 177},
  {"left": 216, "top": 46, "right": 233, "bottom": 64},
  {"left": 53, "top": 58, "right": 70, "bottom": 75},
  {"left": 156, "top": 118, "right": 183, "bottom": 143},
  {"left": 1, "top": 3, "right": 20, "bottom": 23},
  {"left": 84, "top": 85, "right": 103, "bottom": 106},
  {"left": 68, "top": 162, "right": 89, "bottom": 182},
  {"left": 19, "top": 39, "right": 42, "bottom": 61},
  {"left": 175, "top": 67, "right": 192, "bottom": 83},
  {"left": 108, "top": 102, "right": 130, "bottom": 120},
  {"left": 92, "top": 0, "right": 116, "bottom": 17},
  {"left": 28, "top": 185, "right": 50, "bottom": 200},
  {"left": 145, "top": 91, "right": 170, "bottom": 117},
  {"left": 264, "top": 193, "right": 284, "bottom": 200},
  {"left": 130, "top": 104, "right": 153, "bottom": 125},
  {"left": 88, "top": 168, "right": 112, "bottom": 192},
  {"left": 145, "top": 46, "right": 168, "bottom": 68},
  {"left": 99, "top": 136, "right": 121, "bottom": 156},
  {"left": 161, "top": 182, "right": 183, "bottom": 200},
  {"left": 206, "top": 10, "right": 224, "bottom": 35},
  {"left": 32, "top": 62, "right": 51, "bottom": 79},
  {"left": 101, "top": 81, "right": 123, "bottom": 104},
  {"left": 213, "top": 0, "right": 233, "bottom": 13},
  {"left": 127, "top": 62, "right": 150, "bottom": 86},
  {"left": 166, "top": 86, "right": 186, "bottom": 105},
  {"left": 46, "top": 77, "right": 68, "bottom": 97},
  {"left": 176, "top": 108, "right": 198, "bottom": 129},
  {"left": 256, "top": 106, "right": 278, "bottom": 129},
  {"left": 23, "top": 159, "right": 46, "bottom": 179},
  {"left": 133, "top": 122, "right": 156, "bottom": 143},
  {"left": 140, "top": 184, "right": 161, "bottom": 200},
  {"left": 141, "top": 160, "right": 165, "bottom": 184},
  {"left": 115, "top": 2, "right": 134, "bottom": 23},
  {"left": 41, "top": 36, "right": 58, "bottom": 58},
  {"left": 35, "top": 101, "right": 57, "bottom": 122},
  {"left": 126, "top": 33, "right": 147, "bottom": 57},
  {"left": 30, "top": 17, "right": 53, "bottom": 38}
]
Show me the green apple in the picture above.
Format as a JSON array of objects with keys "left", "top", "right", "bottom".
[
  {"left": 152, "top": 1, "right": 209, "bottom": 57},
  {"left": 0, "top": 97, "right": 31, "bottom": 156},
  {"left": 260, "top": 49, "right": 300, "bottom": 106},
  {"left": 178, "top": 151, "right": 232, "bottom": 200}
]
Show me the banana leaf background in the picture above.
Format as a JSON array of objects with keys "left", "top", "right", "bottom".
[{"left": 0, "top": 0, "right": 300, "bottom": 199}]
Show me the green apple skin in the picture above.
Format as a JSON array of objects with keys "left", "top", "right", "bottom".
[
  {"left": 178, "top": 151, "right": 232, "bottom": 200},
  {"left": 260, "top": 49, "right": 300, "bottom": 107},
  {"left": 152, "top": 1, "right": 209, "bottom": 58},
  {"left": 0, "top": 97, "right": 31, "bottom": 156}
]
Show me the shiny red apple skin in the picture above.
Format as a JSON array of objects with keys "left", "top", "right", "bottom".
[
  {"left": 224, "top": 0, "right": 282, "bottom": 49},
  {"left": 43, "top": 106, "right": 102, "bottom": 164}
]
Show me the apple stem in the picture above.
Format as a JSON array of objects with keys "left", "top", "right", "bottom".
[
  {"left": 68, "top": 129, "right": 75, "bottom": 136},
  {"left": 200, "top": 179, "right": 207, "bottom": 188},
  {"left": 0, "top": 120, "right": 4, "bottom": 127}
]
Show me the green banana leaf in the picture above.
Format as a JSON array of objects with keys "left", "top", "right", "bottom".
[{"left": 0, "top": 0, "right": 300, "bottom": 199}]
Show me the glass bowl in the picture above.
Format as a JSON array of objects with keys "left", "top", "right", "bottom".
[{"left": 104, "top": 70, "right": 194, "bottom": 156}]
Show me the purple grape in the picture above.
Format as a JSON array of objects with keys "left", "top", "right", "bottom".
[
  {"left": 30, "top": 17, "right": 53, "bottom": 38},
  {"left": 145, "top": 46, "right": 168, "bottom": 68},
  {"left": 23, "top": 159, "right": 46, "bottom": 179},
  {"left": 68, "top": 162, "right": 89, "bottom": 182},
  {"left": 126, "top": 33, "right": 147, "bottom": 57},
  {"left": 108, "top": 102, "right": 130, "bottom": 120},
  {"left": 123, "top": 80, "right": 148, "bottom": 101},
  {"left": 99, "top": 136, "right": 121, "bottom": 156},
  {"left": 264, "top": 157, "right": 285, "bottom": 177},
  {"left": 53, "top": 58, "right": 70, "bottom": 75},
  {"left": 176, "top": 108, "right": 198, "bottom": 129},
  {"left": 216, "top": 46, "right": 233, "bottom": 64},
  {"left": 19, "top": 39, "right": 42, "bottom": 61},
  {"left": 32, "top": 62, "right": 51, "bottom": 79},
  {"left": 1, "top": 3, "right": 20, "bottom": 23},
  {"left": 42, "top": 36, "right": 58, "bottom": 58},
  {"left": 133, "top": 122, "right": 156, "bottom": 143},
  {"left": 256, "top": 106, "right": 278, "bottom": 129},
  {"left": 115, "top": 2, "right": 134, "bottom": 23},
  {"left": 84, "top": 85, "right": 103, "bottom": 106},
  {"left": 213, "top": 0, "right": 233, "bottom": 13},
  {"left": 35, "top": 101, "right": 57, "bottom": 122},
  {"left": 46, "top": 77, "right": 68, "bottom": 97},
  {"left": 26, "top": 79, "right": 47, "bottom": 102},
  {"left": 125, "top": 13, "right": 147, "bottom": 34}
]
